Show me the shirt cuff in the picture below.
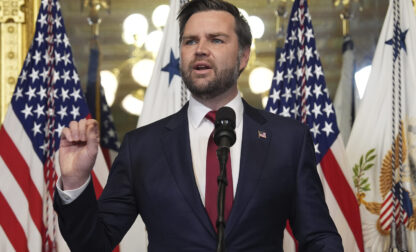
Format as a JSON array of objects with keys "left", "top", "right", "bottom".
[{"left": 56, "top": 176, "right": 91, "bottom": 205}]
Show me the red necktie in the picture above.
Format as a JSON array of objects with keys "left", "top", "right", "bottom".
[{"left": 205, "top": 111, "right": 233, "bottom": 232}]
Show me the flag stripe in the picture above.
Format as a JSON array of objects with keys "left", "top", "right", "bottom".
[
  {"left": 0, "top": 128, "right": 44, "bottom": 234},
  {"left": 318, "top": 135, "right": 360, "bottom": 251},
  {"left": 93, "top": 148, "right": 109, "bottom": 188},
  {"left": 381, "top": 213, "right": 393, "bottom": 229},
  {"left": 285, "top": 220, "right": 298, "bottom": 251},
  {"left": 329, "top": 136, "right": 355, "bottom": 188},
  {"left": 0, "top": 192, "right": 29, "bottom": 252},
  {"left": 3, "top": 109, "right": 44, "bottom": 195},
  {"left": 316, "top": 166, "right": 360, "bottom": 252},
  {"left": 0, "top": 156, "right": 42, "bottom": 250},
  {"left": 320, "top": 148, "right": 364, "bottom": 251},
  {"left": 283, "top": 229, "right": 297, "bottom": 252},
  {"left": 380, "top": 206, "right": 393, "bottom": 221},
  {"left": 380, "top": 195, "right": 393, "bottom": 220},
  {"left": 0, "top": 225, "right": 15, "bottom": 252}
]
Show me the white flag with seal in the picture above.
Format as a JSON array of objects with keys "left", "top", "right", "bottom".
[{"left": 346, "top": 0, "right": 416, "bottom": 250}]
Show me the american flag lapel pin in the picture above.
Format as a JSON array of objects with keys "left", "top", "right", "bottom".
[{"left": 258, "top": 130, "right": 267, "bottom": 139}]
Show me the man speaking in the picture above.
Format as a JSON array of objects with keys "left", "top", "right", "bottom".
[{"left": 54, "top": 0, "right": 343, "bottom": 251}]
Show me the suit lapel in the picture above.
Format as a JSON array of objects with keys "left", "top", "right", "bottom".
[
  {"left": 226, "top": 102, "right": 271, "bottom": 236},
  {"left": 160, "top": 104, "right": 216, "bottom": 238}
]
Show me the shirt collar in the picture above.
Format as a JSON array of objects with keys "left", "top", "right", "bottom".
[{"left": 188, "top": 93, "right": 244, "bottom": 129}]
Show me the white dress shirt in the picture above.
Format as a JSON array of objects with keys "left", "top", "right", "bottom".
[
  {"left": 188, "top": 94, "right": 243, "bottom": 204},
  {"left": 57, "top": 94, "right": 244, "bottom": 205}
]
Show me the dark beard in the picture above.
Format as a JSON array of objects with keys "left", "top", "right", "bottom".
[{"left": 181, "top": 57, "right": 240, "bottom": 100}]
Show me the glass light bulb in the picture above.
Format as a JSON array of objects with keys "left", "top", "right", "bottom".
[
  {"left": 152, "top": 5, "right": 170, "bottom": 28},
  {"left": 122, "top": 14, "right": 148, "bottom": 46},
  {"left": 131, "top": 59, "right": 155, "bottom": 87},
  {"left": 145, "top": 30, "right": 164, "bottom": 56},
  {"left": 122, "top": 94, "right": 143, "bottom": 116},
  {"left": 249, "top": 67, "right": 273, "bottom": 94},
  {"left": 248, "top": 16, "right": 265, "bottom": 39}
]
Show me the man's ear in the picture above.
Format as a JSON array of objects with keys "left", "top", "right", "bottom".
[{"left": 239, "top": 47, "right": 250, "bottom": 72}]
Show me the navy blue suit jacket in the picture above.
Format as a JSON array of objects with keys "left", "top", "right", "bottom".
[{"left": 54, "top": 101, "right": 343, "bottom": 251}]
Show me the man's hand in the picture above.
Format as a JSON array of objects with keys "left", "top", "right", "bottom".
[{"left": 59, "top": 119, "right": 99, "bottom": 190}]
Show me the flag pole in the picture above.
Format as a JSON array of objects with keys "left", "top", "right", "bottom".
[
  {"left": 83, "top": 2, "right": 123, "bottom": 252},
  {"left": 83, "top": 0, "right": 110, "bottom": 125}
]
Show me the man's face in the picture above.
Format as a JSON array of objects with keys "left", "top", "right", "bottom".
[{"left": 180, "top": 10, "right": 249, "bottom": 100}]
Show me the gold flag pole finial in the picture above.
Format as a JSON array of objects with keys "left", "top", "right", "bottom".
[
  {"left": 82, "top": 0, "right": 110, "bottom": 37},
  {"left": 335, "top": 0, "right": 365, "bottom": 36},
  {"left": 340, "top": 6, "right": 351, "bottom": 36},
  {"left": 334, "top": 0, "right": 351, "bottom": 36}
]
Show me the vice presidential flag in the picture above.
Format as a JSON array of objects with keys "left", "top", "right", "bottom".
[
  {"left": 137, "top": 0, "right": 189, "bottom": 128},
  {"left": 346, "top": 0, "right": 416, "bottom": 250},
  {"left": 0, "top": 0, "right": 109, "bottom": 251},
  {"left": 265, "top": 0, "right": 364, "bottom": 251}
]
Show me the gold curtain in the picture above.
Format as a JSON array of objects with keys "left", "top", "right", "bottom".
[{"left": 0, "top": 0, "right": 40, "bottom": 124}]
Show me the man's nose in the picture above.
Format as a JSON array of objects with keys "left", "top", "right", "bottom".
[{"left": 195, "top": 40, "right": 209, "bottom": 56}]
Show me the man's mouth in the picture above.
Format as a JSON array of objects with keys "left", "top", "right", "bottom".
[{"left": 193, "top": 62, "right": 212, "bottom": 73}]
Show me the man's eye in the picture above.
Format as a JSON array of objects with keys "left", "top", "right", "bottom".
[
  {"left": 185, "top": 40, "right": 197, "bottom": 45},
  {"left": 212, "top": 39, "right": 223, "bottom": 44}
]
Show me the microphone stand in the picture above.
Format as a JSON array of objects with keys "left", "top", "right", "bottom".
[
  {"left": 213, "top": 106, "right": 236, "bottom": 252},
  {"left": 216, "top": 146, "right": 229, "bottom": 252}
]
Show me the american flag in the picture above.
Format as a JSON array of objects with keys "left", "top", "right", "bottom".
[
  {"left": 265, "top": 0, "right": 364, "bottom": 251},
  {"left": 0, "top": 0, "right": 109, "bottom": 251}
]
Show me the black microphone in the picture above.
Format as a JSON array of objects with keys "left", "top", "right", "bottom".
[
  {"left": 213, "top": 106, "right": 236, "bottom": 252},
  {"left": 214, "top": 107, "right": 236, "bottom": 148}
]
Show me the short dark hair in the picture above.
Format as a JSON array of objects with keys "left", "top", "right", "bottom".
[{"left": 177, "top": 0, "right": 252, "bottom": 50}]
